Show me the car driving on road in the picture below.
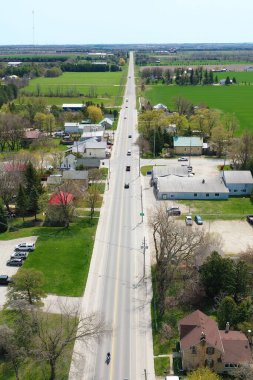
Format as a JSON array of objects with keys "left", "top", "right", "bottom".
[{"left": 178, "top": 157, "right": 188, "bottom": 161}]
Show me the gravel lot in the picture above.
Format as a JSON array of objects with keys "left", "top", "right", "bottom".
[
  {"left": 0, "top": 236, "right": 37, "bottom": 308},
  {"left": 141, "top": 157, "right": 253, "bottom": 257}
]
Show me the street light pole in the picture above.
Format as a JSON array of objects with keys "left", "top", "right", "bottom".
[
  {"left": 141, "top": 237, "right": 148, "bottom": 279},
  {"left": 141, "top": 185, "right": 143, "bottom": 223},
  {"left": 144, "top": 368, "right": 147, "bottom": 380}
]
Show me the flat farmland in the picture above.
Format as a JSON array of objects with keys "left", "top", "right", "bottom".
[
  {"left": 144, "top": 84, "right": 253, "bottom": 134},
  {"left": 216, "top": 71, "right": 253, "bottom": 83},
  {"left": 22, "top": 71, "right": 127, "bottom": 106}
]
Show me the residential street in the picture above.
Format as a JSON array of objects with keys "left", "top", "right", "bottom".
[{"left": 69, "top": 53, "right": 155, "bottom": 380}]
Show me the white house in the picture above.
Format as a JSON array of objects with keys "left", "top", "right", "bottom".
[
  {"left": 80, "top": 130, "right": 104, "bottom": 142},
  {"left": 222, "top": 171, "right": 253, "bottom": 195},
  {"left": 85, "top": 141, "right": 107, "bottom": 158},
  {"left": 153, "top": 103, "right": 168, "bottom": 112},
  {"left": 60, "top": 154, "right": 77, "bottom": 170}
]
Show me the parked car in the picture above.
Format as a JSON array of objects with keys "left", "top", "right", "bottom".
[
  {"left": 195, "top": 215, "right": 203, "bottom": 225},
  {"left": 6, "top": 259, "right": 23, "bottom": 267},
  {"left": 124, "top": 183, "right": 129, "bottom": 189},
  {"left": 11, "top": 251, "right": 28, "bottom": 260},
  {"left": 15, "top": 243, "right": 35, "bottom": 252},
  {"left": 185, "top": 215, "right": 193, "bottom": 226},
  {"left": 247, "top": 215, "right": 253, "bottom": 225},
  {"left": 178, "top": 157, "right": 188, "bottom": 162},
  {"left": 0, "top": 275, "right": 12, "bottom": 285},
  {"left": 126, "top": 166, "right": 131, "bottom": 171},
  {"left": 167, "top": 207, "right": 181, "bottom": 216}
]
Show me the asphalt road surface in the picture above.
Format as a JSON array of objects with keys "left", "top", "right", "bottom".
[{"left": 69, "top": 53, "right": 155, "bottom": 380}]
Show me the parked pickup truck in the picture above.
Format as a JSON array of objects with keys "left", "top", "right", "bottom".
[{"left": 247, "top": 215, "right": 253, "bottom": 225}]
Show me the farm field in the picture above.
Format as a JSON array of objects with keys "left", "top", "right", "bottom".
[
  {"left": 216, "top": 71, "right": 253, "bottom": 83},
  {"left": 22, "top": 71, "right": 127, "bottom": 106},
  {"left": 143, "top": 84, "right": 253, "bottom": 134}
]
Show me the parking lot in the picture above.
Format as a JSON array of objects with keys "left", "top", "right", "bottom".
[
  {"left": 141, "top": 157, "right": 253, "bottom": 257},
  {"left": 0, "top": 236, "right": 37, "bottom": 307}
]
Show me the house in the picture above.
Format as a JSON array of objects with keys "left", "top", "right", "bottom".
[
  {"left": 7, "top": 62, "right": 21, "bottom": 67},
  {"left": 22, "top": 129, "right": 42, "bottom": 147},
  {"left": 99, "top": 118, "right": 113, "bottom": 129},
  {"left": 64, "top": 123, "right": 82, "bottom": 134},
  {"left": 60, "top": 154, "right": 77, "bottom": 170},
  {"left": 155, "top": 175, "right": 229, "bottom": 200},
  {"left": 153, "top": 103, "right": 168, "bottom": 112},
  {"left": 49, "top": 191, "right": 74, "bottom": 205},
  {"left": 173, "top": 136, "right": 203, "bottom": 156},
  {"left": 62, "top": 104, "right": 85, "bottom": 111},
  {"left": 179, "top": 310, "right": 251, "bottom": 374},
  {"left": 222, "top": 171, "right": 253, "bottom": 196},
  {"left": 85, "top": 141, "right": 107, "bottom": 158},
  {"left": 64, "top": 123, "right": 104, "bottom": 134},
  {"left": 62, "top": 170, "right": 88, "bottom": 190},
  {"left": 47, "top": 174, "right": 62, "bottom": 188}
]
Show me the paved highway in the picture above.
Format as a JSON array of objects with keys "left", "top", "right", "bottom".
[{"left": 69, "top": 52, "right": 155, "bottom": 380}]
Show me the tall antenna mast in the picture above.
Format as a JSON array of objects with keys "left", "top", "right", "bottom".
[{"left": 32, "top": 9, "right": 35, "bottom": 46}]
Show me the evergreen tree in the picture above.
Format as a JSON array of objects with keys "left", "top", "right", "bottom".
[
  {"left": 225, "top": 76, "right": 231, "bottom": 85},
  {"left": 214, "top": 75, "right": 218, "bottom": 83},
  {"left": 0, "top": 198, "right": 7, "bottom": 233},
  {"left": 208, "top": 70, "right": 214, "bottom": 84},
  {"left": 232, "top": 77, "right": 237, "bottom": 83},
  {"left": 29, "top": 186, "right": 40, "bottom": 220},
  {"left": 24, "top": 161, "right": 42, "bottom": 196},
  {"left": 16, "top": 185, "right": 28, "bottom": 222},
  {"left": 217, "top": 296, "right": 237, "bottom": 329}
]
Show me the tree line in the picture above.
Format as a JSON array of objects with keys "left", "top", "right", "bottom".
[{"left": 60, "top": 63, "right": 121, "bottom": 72}]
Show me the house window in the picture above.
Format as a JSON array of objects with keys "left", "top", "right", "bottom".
[
  {"left": 242, "top": 189, "right": 246, "bottom": 193},
  {"left": 162, "top": 194, "right": 167, "bottom": 200},
  {"left": 194, "top": 193, "right": 197, "bottom": 197},
  {"left": 206, "top": 347, "right": 215, "bottom": 355},
  {"left": 215, "top": 193, "right": 219, "bottom": 197},
  {"left": 234, "top": 189, "right": 237, "bottom": 193},
  {"left": 191, "top": 346, "right": 197, "bottom": 354},
  {"left": 206, "top": 193, "right": 209, "bottom": 197}
]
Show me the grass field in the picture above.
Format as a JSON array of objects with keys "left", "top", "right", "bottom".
[
  {"left": 144, "top": 84, "right": 253, "bottom": 134},
  {"left": 22, "top": 71, "right": 127, "bottom": 107},
  {"left": 216, "top": 71, "right": 253, "bottom": 83},
  {"left": 0, "top": 218, "right": 98, "bottom": 296},
  {"left": 178, "top": 197, "right": 253, "bottom": 220}
]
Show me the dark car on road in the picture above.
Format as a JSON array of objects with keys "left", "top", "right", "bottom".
[
  {"left": 126, "top": 166, "right": 131, "bottom": 171},
  {"left": 0, "top": 275, "right": 12, "bottom": 285},
  {"left": 6, "top": 258, "right": 23, "bottom": 267},
  {"left": 124, "top": 183, "right": 129, "bottom": 189},
  {"left": 247, "top": 215, "right": 253, "bottom": 225}
]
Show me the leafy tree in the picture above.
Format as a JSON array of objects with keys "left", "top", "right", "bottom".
[
  {"left": 7, "top": 269, "right": 46, "bottom": 306},
  {"left": 211, "top": 124, "right": 229, "bottom": 157},
  {"left": 16, "top": 185, "right": 28, "bottom": 222},
  {"left": 188, "top": 367, "right": 221, "bottom": 380},
  {"left": 0, "top": 198, "right": 8, "bottom": 233},
  {"left": 86, "top": 105, "right": 103, "bottom": 123},
  {"left": 85, "top": 186, "right": 100, "bottom": 220},
  {"left": 199, "top": 252, "right": 235, "bottom": 299},
  {"left": 217, "top": 296, "right": 237, "bottom": 328}
]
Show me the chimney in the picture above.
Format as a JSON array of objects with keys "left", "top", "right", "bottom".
[
  {"left": 200, "top": 331, "right": 206, "bottom": 342},
  {"left": 225, "top": 322, "right": 230, "bottom": 333}
]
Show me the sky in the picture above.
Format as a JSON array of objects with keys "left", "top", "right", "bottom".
[{"left": 1, "top": 0, "right": 253, "bottom": 45}]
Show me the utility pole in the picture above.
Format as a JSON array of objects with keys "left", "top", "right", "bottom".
[
  {"left": 140, "top": 185, "right": 143, "bottom": 223},
  {"left": 141, "top": 237, "right": 148, "bottom": 279},
  {"left": 144, "top": 368, "right": 147, "bottom": 380},
  {"left": 139, "top": 149, "right": 141, "bottom": 177},
  {"left": 153, "top": 129, "right": 156, "bottom": 158}
]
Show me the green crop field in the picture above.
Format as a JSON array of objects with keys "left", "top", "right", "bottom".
[
  {"left": 22, "top": 71, "right": 127, "bottom": 106},
  {"left": 143, "top": 84, "right": 253, "bottom": 134},
  {"left": 215, "top": 71, "right": 253, "bottom": 83}
]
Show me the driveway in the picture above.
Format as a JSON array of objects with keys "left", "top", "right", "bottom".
[{"left": 0, "top": 236, "right": 37, "bottom": 308}]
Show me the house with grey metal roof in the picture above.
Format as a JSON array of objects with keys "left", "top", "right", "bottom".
[
  {"left": 151, "top": 165, "right": 189, "bottom": 186},
  {"left": 156, "top": 175, "right": 229, "bottom": 200},
  {"left": 173, "top": 136, "right": 203, "bottom": 156},
  {"left": 222, "top": 171, "right": 253, "bottom": 195}
]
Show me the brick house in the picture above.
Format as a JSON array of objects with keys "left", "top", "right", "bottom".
[{"left": 179, "top": 310, "right": 251, "bottom": 375}]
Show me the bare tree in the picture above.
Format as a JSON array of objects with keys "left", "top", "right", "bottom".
[
  {"left": 173, "top": 96, "right": 194, "bottom": 116},
  {"left": 30, "top": 308, "right": 105, "bottom": 380},
  {"left": 0, "top": 169, "right": 21, "bottom": 212},
  {"left": 85, "top": 185, "right": 100, "bottom": 220},
  {"left": 149, "top": 204, "right": 205, "bottom": 315}
]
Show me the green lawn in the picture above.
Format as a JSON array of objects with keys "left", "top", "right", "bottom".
[
  {"left": 0, "top": 310, "right": 74, "bottom": 380},
  {"left": 216, "top": 71, "right": 253, "bottom": 83},
  {"left": 154, "top": 357, "right": 170, "bottom": 377},
  {"left": 178, "top": 197, "right": 253, "bottom": 220},
  {"left": 0, "top": 218, "right": 98, "bottom": 296},
  {"left": 22, "top": 71, "right": 127, "bottom": 107},
  {"left": 140, "top": 165, "right": 165, "bottom": 176},
  {"left": 143, "top": 84, "right": 253, "bottom": 134}
]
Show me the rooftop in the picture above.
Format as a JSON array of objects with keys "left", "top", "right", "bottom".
[
  {"left": 223, "top": 170, "right": 253, "bottom": 184},
  {"left": 62, "top": 170, "right": 88, "bottom": 180},
  {"left": 152, "top": 165, "right": 189, "bottom": 179},
  {"left": 173, "top": 136, "right": 203, "bottom": 147},
  {"left": 157, "top": 175, "right": 229, "bottom": 194},
  {"left": 49, "top": 191, "right": 74, "bottom": 205}
]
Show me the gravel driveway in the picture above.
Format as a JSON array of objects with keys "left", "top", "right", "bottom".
[{"left": 0, "top": 236, "right": 37, "bottom": 308}]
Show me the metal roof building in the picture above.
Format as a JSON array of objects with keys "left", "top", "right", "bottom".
[
  {"left": 222, "top": 170, "right": 253, "bottom": 195},
  {"left": 156, "top": 175, "right": 229, "bottom": 200}
]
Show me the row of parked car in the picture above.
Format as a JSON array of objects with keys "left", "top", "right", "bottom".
[
  {"left": 6, "top": 242, "right": 35, "bottom": 267},
  {"left": 167, "top": 207, "right": 203, "bottom": 225}
]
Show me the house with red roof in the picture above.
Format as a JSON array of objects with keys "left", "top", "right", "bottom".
[
  {"left": 49, "top": 191, "right": 74, "bottom": 206},
  {"left": 179, "top": 310, "right": 252, "bottom": 375}
]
